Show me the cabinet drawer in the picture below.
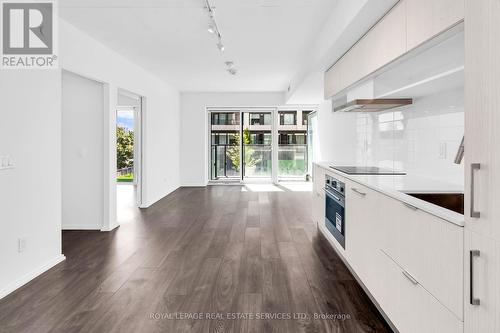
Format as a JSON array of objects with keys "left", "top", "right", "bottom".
[
  {"left": 345, "top": 183, "right": 383, "bottom": 290},
  {"left": 378, "top": 250, "right": 463, "bottom": 333},
  {"left": 381, "top": 196, "right": 464, "bottom": 319}
]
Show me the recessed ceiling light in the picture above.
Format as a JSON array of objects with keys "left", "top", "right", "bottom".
[
  {"left": 217, "top": 42, "right": 225, "bottom": 52},
  {"left": 207, "top": 24, "right": 216, "bottom": 34}
]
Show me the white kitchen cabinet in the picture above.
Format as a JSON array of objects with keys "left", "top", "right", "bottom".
[
  {"left": 406, "top": 0, "right": 464, "bottom": 51},
  {"left": 345, "top": 183, "right": 382, "bottom": 291},
  {"left": 324, "top": 1, "right": 406, "bottom": 98},
  {"left": 374, "top": 250, "right": 401, "bottom": 327},
  {"left": 464, "top": 230, "right": 500, "bottom": 333},
  {"left": 377, "top": 250, "right": 463, "bottom": 333},
  {"left": 464, "top": 0, "right": 500, "bottom": 241},
  {"left": 384, "top": 199, "right": 464, "bottom": 319},
  {"left": 312, "top": 165, "right": 325, "bottom": 225},
  {"left": 464, "top": 0, "right": 500, "bottom": 332},
  {"left": 367, "top": 0, "right": 407, "bottom": 76},
  {"left": 324, "top": 58, "right": 344, "bottom": 99},
  {"left": 314, "top": 165, "right": 465, "bottom": 332},
  {"left": 359, "top": 188, "right": 464, "bottom": 319}
]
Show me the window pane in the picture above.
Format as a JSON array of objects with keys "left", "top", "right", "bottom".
[
  {"left": 302, "top": 111, "right": 312, "bottom": 125},
  {"left": 264, "top": 114, "right": 272, "bottom": 125},
  {"left": 279, "top": 111, "right": 296, "bottom": 125},
  {"left": 285, "top": 114, "right": 295, "bottom": 125},
  {"left": 264, "top": 133, "right": 272, "bottom": 145}
]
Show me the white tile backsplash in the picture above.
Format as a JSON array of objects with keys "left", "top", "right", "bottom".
[{"left": 326, "top": 87, "right": 464, "bottom": 187}]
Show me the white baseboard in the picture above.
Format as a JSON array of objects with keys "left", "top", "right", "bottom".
[
  {"left": 101, "top": 223, "right": 119, "bottom": 232},
  {"left": 141, "top": 185, "right": 181, "bottom": 208},
  {"left": 62, "top": 224, "right": 102, "bottom": 230},
  {"left": 0, "top": 254, "right": 66, "bottom": 300}
]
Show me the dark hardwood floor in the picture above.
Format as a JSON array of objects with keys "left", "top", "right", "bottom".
[{"left": 0, "top": 185, "right": 392, "bottom": 333}]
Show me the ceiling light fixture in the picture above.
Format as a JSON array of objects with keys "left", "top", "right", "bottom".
[
  {"left": 216, "top": 41, "right": 225, "bottom": 52},
  {"left": 225, "top": 61, "right": 237, "bottom": 75},
  {"left": 207, "top": 24, "right": 216, "bottom": 34},
  {"left": 205, "top": 0, "right": 225, "bottom": 53},
  {"left": 205, "top": 0, "right": 237, "bottom": 73}
]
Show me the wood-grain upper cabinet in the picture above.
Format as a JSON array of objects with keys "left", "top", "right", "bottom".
[
  {"left": 367, "top": 0, "right": 406, "bottom": 76},
  {"left": 324, "top": 1, "right": 406, "bottom": 98},
  {"left": 406, "top": 0, "right": 464, "bottom": 51},
  {"left": 324, "top": 58, "right": 343, "bottom": 99},
  {"left": 464, "top": 0, "right": 500, "bottom": 241},
  {"left": 464, "top": 0, "right": 500, "bottom": 332}
]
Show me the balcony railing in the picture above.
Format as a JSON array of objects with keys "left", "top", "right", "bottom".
[
  {"left": 117, "top": 166, "right": 134, "bottom": 182},
  {"left": 243, "top": 144, "right": 272, "bottom": 178},
  {"left": 211, "top": 143, "right": 309, "bottom": 180}
]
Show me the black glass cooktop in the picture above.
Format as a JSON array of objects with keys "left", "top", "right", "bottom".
[{"left": 329, "top": 166, "right": 406, "bottom": 175}]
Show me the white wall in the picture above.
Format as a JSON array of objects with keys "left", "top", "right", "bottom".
[
  {"left": 0, "top": 18, "right": 182, "bottom": 299},
  {"left": 62, "top": 71, "right": 105, "bottom": 230},
  {"left": 315, "top": 99, "right": 358, "bottom": 165},
  {"left": 0, "top": 71, "right": 65, "bottom": 299},
  {"left": 180, "top": 92, "right": 285, "bottom": 186},
  {"left": 59, "top": 19, "right": 181, "bottom": 210}
]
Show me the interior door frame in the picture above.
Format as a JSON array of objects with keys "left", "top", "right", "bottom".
[
  {"left": 116, "top": 94, "right": 144, "bottom": 208},
  {"left": 307, "top": 110, "right": 318, "bottom": 180}
]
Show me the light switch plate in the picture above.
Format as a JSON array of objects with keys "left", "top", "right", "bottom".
[
  {"left": 18, "top": 238, "right": 26, "bottom": 253},
  {"left": 0, "top": 155, "right": 14, "bottom": 170},
  {"left": 438, "top": 142, "right": 447, "bottom": 159}
]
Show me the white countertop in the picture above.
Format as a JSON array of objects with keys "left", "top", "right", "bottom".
[{"left": 315, "top": 162, "right": 465, "bottom": 226}]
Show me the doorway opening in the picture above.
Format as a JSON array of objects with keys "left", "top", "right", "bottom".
[{"left": 116, "top": 90, "right": 143, "bottom": 222}]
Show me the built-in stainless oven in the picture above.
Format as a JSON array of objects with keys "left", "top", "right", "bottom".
[{"left": 324, "top": 175, "right": 345, "bottom": 249}]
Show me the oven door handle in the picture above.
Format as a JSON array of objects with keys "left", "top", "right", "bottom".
[{"left": 323, "top": 188, "right": 342, "bottom": 201}]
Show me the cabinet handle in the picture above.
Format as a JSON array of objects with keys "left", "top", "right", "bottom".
[
  {"left": 402, "top": 270, "right": 419, "bottom": 285},
  {"left": 470, "top": 250, "right": 481, "bottom": 306},
  {"left": 403, "top": 202, "right": 418, "bottom": 211},
  {"left": 470, "top": 163, "right": 481, "bottom": 218},
  {"left": 351, "top": 188, "right": 366, "bottom": 196}
]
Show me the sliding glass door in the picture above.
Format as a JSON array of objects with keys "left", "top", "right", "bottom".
[
  {"left": 277, "top": 109, "right": 311, "bottom": 181},
  {"left": 209, "top": 107, "right": 316, "bottom": 183},
  {"left": 210, "top": 111, "right": 241, "bottom": 181},
  {"left": 241, "top": 111, "right": 273, "bottom": 180}
]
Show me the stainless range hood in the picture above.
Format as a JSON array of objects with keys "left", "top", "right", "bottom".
[{"left": 333, "top": 98, "right": 413, "bottom": 112}]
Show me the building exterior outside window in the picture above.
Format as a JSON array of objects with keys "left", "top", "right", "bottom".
[
  {"left": 302, "top": 110, "right": 312, "bottom": 125},
  {"left": 279, "top": 111, "right": 297, "bottom": 125}
]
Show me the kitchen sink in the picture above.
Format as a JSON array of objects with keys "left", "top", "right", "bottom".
[{"left": 404, "top": 193, "right": 464, "bottom": 215}]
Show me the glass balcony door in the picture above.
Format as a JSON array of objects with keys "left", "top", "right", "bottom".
[
  {"left": 208, "top": 108, "right": 316, "bottom": 183},
  {"left": 241, "top": 111, "right": 273, "bottom": 181},
  {"left": 210, "top": 111, "right": 241, "bottom": 181},
  {"left": 276, "top": 109, "right": 311, "bottom": 181}
]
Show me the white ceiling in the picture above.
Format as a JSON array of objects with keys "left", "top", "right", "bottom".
[{"left": 59, "top": 0, "right": 338, "bottom": 92}]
